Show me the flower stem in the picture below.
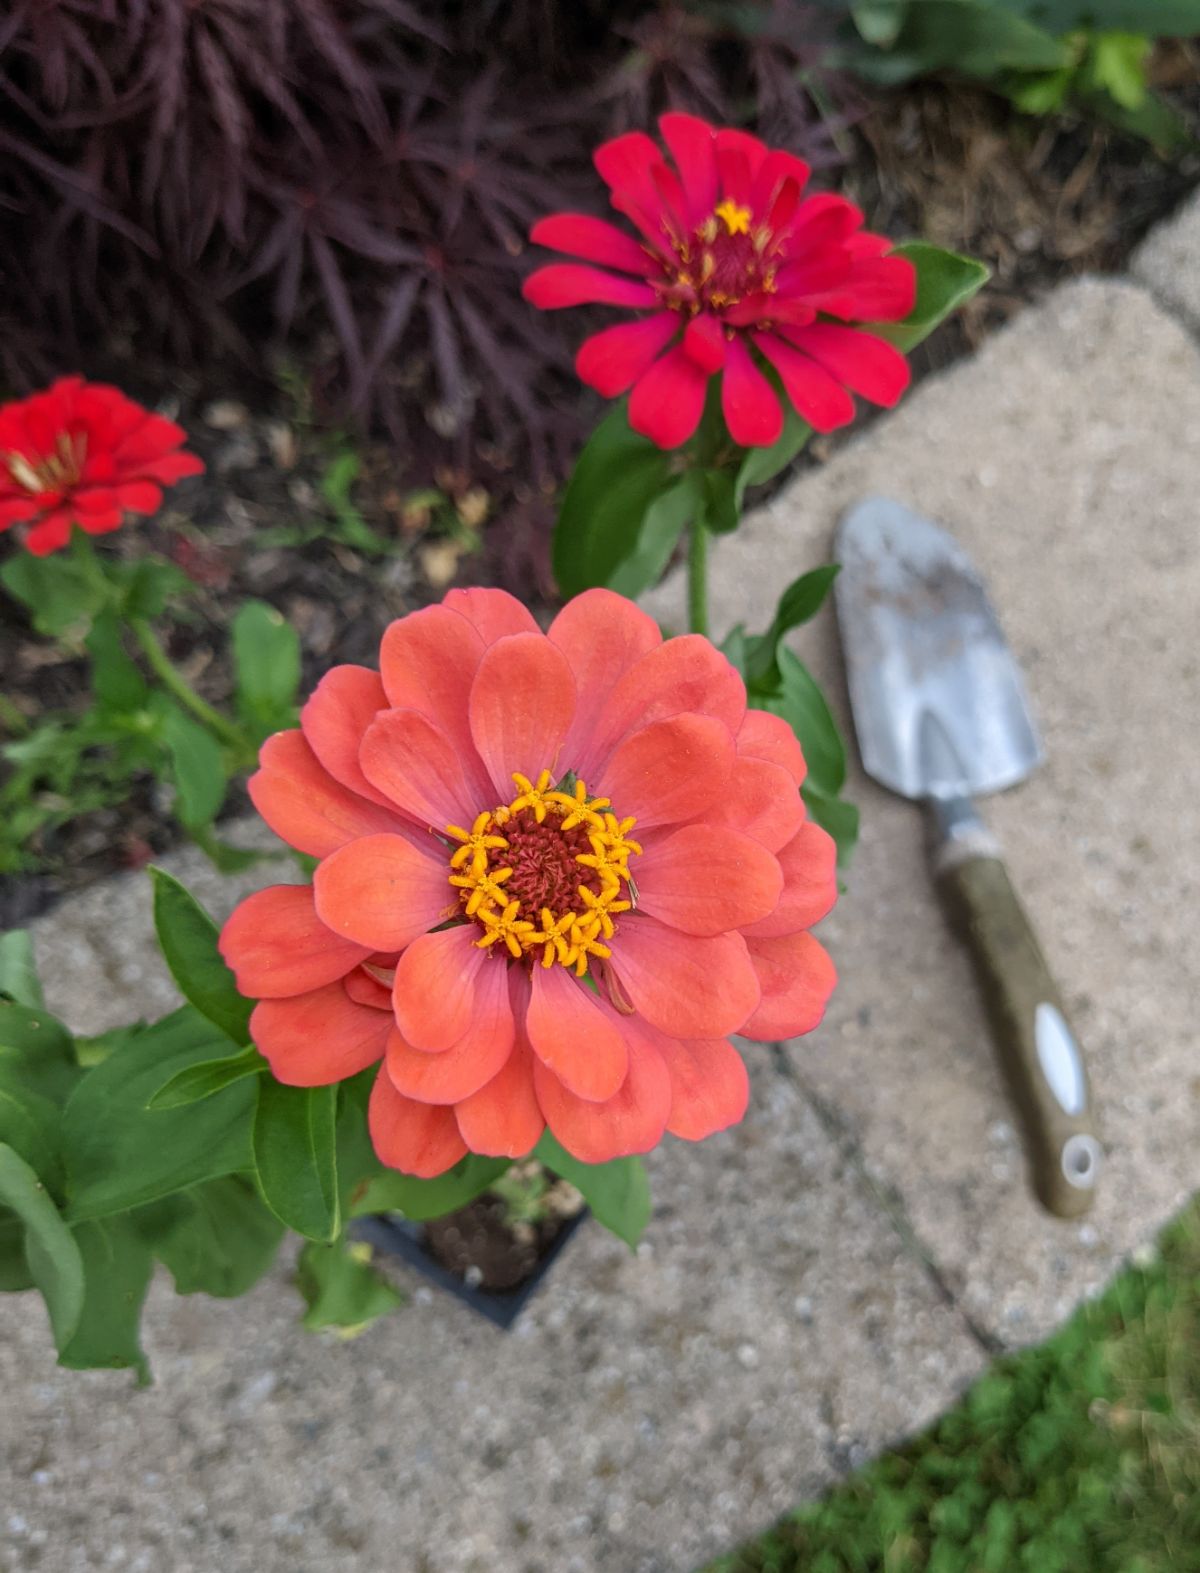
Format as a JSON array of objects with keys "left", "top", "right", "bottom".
[
  {"left": 687, "top": 515, "right": 709, "bottom": 637},
  {"left": 128, "top": 617, "right": 254, "bottom": 761}
]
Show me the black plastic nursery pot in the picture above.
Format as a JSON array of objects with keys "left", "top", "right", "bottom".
[{"left": 354, "top": 1207, "right": 590, "bottom": 1330}]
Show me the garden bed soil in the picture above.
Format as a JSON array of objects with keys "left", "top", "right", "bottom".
[{"left": 2, "top": 66, "right": 1198, "bottom": 928}]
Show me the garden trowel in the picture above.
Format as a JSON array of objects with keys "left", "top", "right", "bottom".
[{"left": 834, "top": 497, "right": 1101, "bottom": 1218}]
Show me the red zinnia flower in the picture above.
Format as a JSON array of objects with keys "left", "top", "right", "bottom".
[
  {"left": 523, "top": 113, "right": 915, "bottom": 450},
  {"left": 219, "top": 588, "right": 837, "bottom": 1178},
  {"left": 0, "top": 377, "right": 204, "bottom": 556}
]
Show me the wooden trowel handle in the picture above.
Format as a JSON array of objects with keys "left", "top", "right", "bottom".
[{"left": 936, "top": 851, "right": 1101, "bottom": 1217}]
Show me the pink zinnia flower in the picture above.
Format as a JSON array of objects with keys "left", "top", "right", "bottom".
[
  {"left": 0, "top": 377, "right": 204, "bottom": 556},
  {"left": 524, "top": 113, "right": 915, "bottom": 449},
  {"left": 219, "top": 588, "right": 837, "bottom": 1177}
]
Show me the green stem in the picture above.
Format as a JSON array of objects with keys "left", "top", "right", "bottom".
[
  {"left": 128, "top": 617, "right": 254, "bottom": 761},
  {"left": 687, "top": 514, "right": 709, "bottom": 638}
]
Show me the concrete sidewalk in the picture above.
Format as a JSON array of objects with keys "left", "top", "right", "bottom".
[{"left": 4, "top": 190, "right": 1200, "bottom": 1572}]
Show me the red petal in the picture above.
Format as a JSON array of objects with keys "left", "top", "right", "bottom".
[
  {"left": 219, "top": 885, "right": 371, "bottom": 1000},
  {"left": 752, "top": 150, "right": 811, "bottom": 216},
  {"left": 658, "top": 111, "right": 719, "bottom": 225},
  {"left": 522, "top": 264, "right": 658, "bottom": 310},
  {"left": 301, "top": 664, "right": 394, "bottom": 808},
  {"left": 808, "top": 254, "right": 916, "bottom": 324},
  {"left": 741, "top": 931, "right": 837, "bottom": 1040},
  {"left": 595, "top": 713, "right": 735, "bottom": 829},
  {"left": 530, "top": 213, "right": 654, "bottom": 276},
  {"left": 392, "top": 927, "right": 493, "bottom": 1052},
  {"left": 76, "top": 509, "right": 124, "bottom": 538},
  {"left": 656, "top": 1033, "right": 750, "bottom": 1140},
  {"left": 752, "top": 332, "right": 856, "bottom": 433},
  {"left": 468, "top": 631, "right": 576, "bottom": 798},
  {"left": 683, "top": 313, "right": 726, "bottom": 373},
  {"left": 249, "top": 729, "right": 405, "bottom": 858},
  {"left": 628, "top": 344, "right": 711, "bottom": 449},
  {"left": 611, "top": 918, "right": 760, "bottom": 1039},
  {"left": 114, "top": 480, "right": 162, "bottom": 514},
  {"left": 525, "top": 963, "right": 628, "bottom": 1102},
  {"left": 23, "top": 511, "right": 74, "bottom": 554},
  {"left": 369, "top": 1066, "right": 468, "bottom": 1177},
  {"left": 721, "top": 337, "right": 783, "bottom": 447},
  {"left": 594, "top": 130, "right": 668, "bottom": 217},
  {"left": 439, "top": 587, "right": 538, "bottom": 644},
  {"left": 782, "top": 324, "right": 910, "bottom": 408},
  {"left": 635, "top": 824, "right": 782, "bottom": 936},
  {"left": 715, "top": 128, "right": 767, "bottom": 201},
  {"left": 534, "top": 1023, "right": 670, "bottom": 1162},
  {"left": 250, "top": 982, "right": 390, "bottom": 1086},
  {"left": 313, "top": 832, "right": 449, "bottom": 951},
  {"left": 741, "top": 820, "right": 837, "bottom": 938},
  {"left": 455, "top": 1034, "right": 545, "bottom": 1158},
  {"left": 575, "top": 314, "right": 679, "bottom": 398}
]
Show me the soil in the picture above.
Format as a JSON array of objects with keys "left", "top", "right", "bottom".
[
  {"left": 2, "top": 58, "right": 1198, "bottom": 927},
  {"left": 423, "top": 1179, "right": 586, "bottom": 1295}
]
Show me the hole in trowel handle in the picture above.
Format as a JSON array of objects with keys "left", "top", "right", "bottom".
[{"left": 1062, "top": 1134, "right": 1101, "bottom": 1188}]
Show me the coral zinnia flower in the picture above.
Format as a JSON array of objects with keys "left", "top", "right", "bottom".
[
  {"left": 523, "top": 113, "right": 915, "bottom": 450},
  {"left": 219, "top": 589, "right": 837, "bottom": 1177},
  {"left": 0, "top": 376, "right": 204, "bottom": 556}
]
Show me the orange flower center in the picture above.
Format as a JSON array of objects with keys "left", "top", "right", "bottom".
[
  {"left": 445, "top": 770, "right": 640, "bottom": 976},
  {"left": 4, "top": 431, "right": 86, "bottom": 495},
  {"left": 657, "top": 200, "right": 779, "bottom": 315}
]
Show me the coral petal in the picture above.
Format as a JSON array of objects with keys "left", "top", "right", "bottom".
[
  {"left": 440, "top": 588, "right": 539, "bottom": 643},
  {"left": 249, "top": 730, "right": 403, "bottom": 858},
  {"left": 219, "top": 885, "right": 370, "bottom": 1000},
  {"left": 534, "top": 1025, "right": 670, "bottom": 1162},
  {"left": 313, "top": 833, "right": 449, "bottom": 951},
  {"left": 301, "top": 664, "right": 394, "bottom": 808},
  {"left": 525, "top": 965, "right": 628, "bottom": 1102},
  {"left": 611, "top": 918, "right": 760, "bottom": 1038},
  {"left": 549, "top": 589, "right": 662, "bottom": 773},
  {"left": 741, "top": 932, "right": 837, "bottom": 1040},
  {"left": 657, "top": 1034, "right": 750, "bottom": 1140},
  {"left": 455, "top": 1033, "right": 545, "bottom": 1158},
  {"left": 597, "top": 713, "right": 735, "bottom": 829},
  {"left": 468, "top": 632, "right": 576, "bottom": 798},
  {"left": 737, "top": 709, "right": 807, "bottom": 786},
  {"left": 384, "top": 979, "right": 514, "bottom": 1103},
  {"left": 369, "top": 1067, "right": 468, "bottom": 1177},
  {"left": 740, "top": 820, "right": 838, "bottom": 938},
  {"left": 360, "top": 708, "right": 483, "bottom": 830},
  {"left": 635, "top": 824, "right": 782, "bottom": 936},
  {"left": 392, "top": 927, "right": 490, "bottom": 1052},
  {"left": 250, "top": 982, "right": 390, "bottom": 1086},
  {"left": 590, "top": 636, "right": 746, "bottom": 766}
]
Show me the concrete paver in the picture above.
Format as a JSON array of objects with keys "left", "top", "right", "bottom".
[
  {"left": 1132, "top": 187, "right": 1200, "bottom": 332},
  {"left": 648, "top": 276, "right": 1200, "bottom": 1348}
]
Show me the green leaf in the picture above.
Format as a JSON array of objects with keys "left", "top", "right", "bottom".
[
  {"left": 743, "top": 566, "right": 841, "bottom": 689},
  {"left": 0, "top": 1208, "right": 34, "bottom": 1291},
  {"left": 701, "top": 467, "right": 740, "bottom": 535},
  {"left": 253, "top": 1079, "right": 340, "bottom": 1242},
  {"left": 759, "top": 648, "right": 847, "bottom": 798},
  {"left": 0, "top": 929, "right": 43, "bottom": 1008},
  {"left": 147, "top": 1044, "right": 266, "bottom": 1110},
  {"left": 803, "top": 784, "right": 861, "bottom": 870},
  {"left": 157, "top": 698, "right": 228, "bottom": 829},
  {"left": 350, "top": 1151, "right": 511, "bottom": 1221},
  {"left": 136, "top": 1177, "right": 284, "bottom": 1298},
  {"left": 735, "top": 402, "right": 813, "bottom": 504},
  {"left": 0, "top": 1142, "right": 84, "bottom": 1352},
  {"left": 0, "top": 1078, "right": 62, "bottom": 1193},
  {"left": 534, "top": 1131, "right": 651, "bottom": 1249},
  {"left": 231, "top": 600, "right": 301, "bottom": 735},
  {"left": 875, "top": 242, "right": 991, "bottom": 356},
  {"left": 553, "top": 403, "right": 678, "bottom": 596},
  {"left": 87, "top": 611, "right": 149, "bottom": 713},
  {"left": 62, "top": 1006, "right": 256, "bottom": 1221},
  {"left": 606, "top": 472, "right": 701, "bottom": 600},
  {"left": 0, "top": 552, "right": 108, "bottom": 638},
  {"left": 150, "top": 866, "right": 253, "bottom": 1044},
  {"left": 0, "top": 1001, "right": 79, "bottom": 1104},
  {"left": 111, "top": 557, "right": 192, "bottom": 622},
  {"left": 57, "top": 1217, "right": 153, "bottom": 1383},
  {"left": 296, "top": 1235, "right": 403, "bottom": 1334}
]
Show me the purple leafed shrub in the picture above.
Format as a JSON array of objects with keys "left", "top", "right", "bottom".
[{"left": 0, "top": 0, "right": 853, "bottom": 464}]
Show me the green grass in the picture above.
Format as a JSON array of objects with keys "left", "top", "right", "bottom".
[{"left": 707, "top": 1201, "right": 1200, "bottom": 1573}]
